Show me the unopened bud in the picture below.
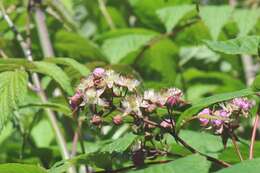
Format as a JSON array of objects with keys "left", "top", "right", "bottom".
[
  {"left": 113, "top": 115, "right": 123, "bottom": 125},
  {"left": 91, "top": 115, "right": 102, "bottom": 125}
]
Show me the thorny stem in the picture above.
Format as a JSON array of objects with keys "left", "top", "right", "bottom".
[
  {"left": 249, "top": 113, "right": 259, "bottom": 159},
  {"left": 231, "top": 136, "right": 244, "bottom": 161},
  {"left": 0, "top": 3, "right": 75, "bottom": 173}
]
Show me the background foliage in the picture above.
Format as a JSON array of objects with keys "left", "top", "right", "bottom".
[{"left": 0, "top": 0, "right": 260, "bottom": 173}]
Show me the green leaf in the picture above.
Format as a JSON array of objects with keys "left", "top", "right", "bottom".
[
  {"left": 215, "top": 157, "right": 260, "bottom": 173},
  {"left": 156, "top": 5, "right": 195, "bottom": 32},
  {"left": 176, "top": 88, "right": 255, "bottom": 131},
  {"left": 200, "top": 5, "right": 233, "bottom": 40},
  {"left": 102, "top": 34, "right": 155, "bottom": 64},
  {"left": 45, "top": 58, "right": 90, "bottom": 76},
  {"left": 138, "top": 38, "right": 178, "bottom": 89},
  {"left": 0, "top": 70, "right": 28, "bottom": 131},
  {"left": 0, "top": 163, "right": 47, "bottom": 173},
  {"left": 251, "top": 74, "right": 260, "bottom": 92},
  {"left": 101, "top": 133, "right": 138, "bottom": 153},
  {"left": 54, "top": 31, "right": 106, "bottom": 61},
  {"left": 234, "top": 9, "right": 259, "bottom": 37},
  {"left": 219, "top": 142, "right": 260, "bottom": 164},
  {"left": 32, "top": 62, "right": 73, "bottom": 95},
  {"left": 19, "top": 102, "right": 72, "bottom": 115},
  {"left": 179, "top": 45, "right": 220, "bottom": 66},
  {"left": 31, "top": 119, "right": 54, "bottom": 148},
  {"left": 128, "top": 154, "right": 210, "bottom": 173},
  {"left": 205, "top": 36, "right": 260, "bottom": 55}
]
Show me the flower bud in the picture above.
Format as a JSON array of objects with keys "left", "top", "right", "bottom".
[
  {"left": 160, "top": 119, "right": 174, "bottom": 129},
  {"left": 166, "top": 96, "right": 178, "bottom": 107},
  {"left": 69, "top": 91, "right": 83, "bottom": 110},
  {"left": 93, "top": 67, "right": 105, "bottom": 78},
  {"left": 91, "top": 115, "right": 102, "bottom": 125},
  {"left": 113, "top": 115, "right": 123, "bottom": 125},
  {"left": 231, "top": 98, "right": 253, "bottom": 111}
]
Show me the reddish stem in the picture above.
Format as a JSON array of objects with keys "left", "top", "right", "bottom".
[{"left": 249, "top": 114, "right": 259, "bottom": 159}]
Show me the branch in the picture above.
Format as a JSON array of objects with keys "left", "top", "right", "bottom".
[
  {"left": 33, "top": 4, "right": 55, "bottom": 57},
  {"left": 141, "top": 118, "right": 231, "bottom": 167},
  {"left": 231, "top": 135, "right": 244, "bottom": 161},
  {"left": 249, "top": 113, "right": 259, "bottom": 159}
]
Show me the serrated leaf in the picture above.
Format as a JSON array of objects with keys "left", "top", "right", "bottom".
[
  {"left": 215, "top": 157, "right": 260, "bottom": 173},
  {"left": 205, "top": 36, "right": 260, "bottom": 55},
  {"left": 234, "top": 9, "right": 259, "bottom": 37},
  {"left": 0, "top": 70, "right": 28, "bottom": 131},
  {"left": 128, "top": 154, "right": 210, "bottom": 173},
  {"left": 101, "top": 133, "right": 137, "bottom": 153},
  {"left": 32, "top": 62, "right": 73, "bottom": 95},
  {"left": 156, "top": 5, "right": 195, "bottom": 32},
  {"left": 200, "top": 6, "right": 233, "bottom": 40},
  {"left": 102, "top": 34, "right": 155, "bottom": 64},
  {"left": 0, "top": 163, "right": 47, "bottom": 173},
  {"left": 176, "top": 88, "right": 255, "bottom": 130},
  {"left": 45, "top": 58, "right": 90, "bottom": 76}
]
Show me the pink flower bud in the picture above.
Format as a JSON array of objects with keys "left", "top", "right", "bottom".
[
  {"left": 160, "top": 119, "right": 174, "bottom": 129},
  {"left": 69, "top": 91, "right": 83, "bottom": 110},
  {"left": 166, "top": 96, "right": 178, "bottom": 107},
  {"left": 91, "top": 115, "right": 102, "bottom": 125},
  {"left": 93, "top": 67, "right": 105, "bottom": 78},
  {"left": 113, "top": 115, "right": 123, "bottom": 125}
]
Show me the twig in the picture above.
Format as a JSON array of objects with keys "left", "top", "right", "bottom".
[
  {"left": 249, "top": 113, "right": 259, "bottom": 159},
  {"left": 231, "top": 135, "right": 244, "bottom": 161},
  {"left": 98, "top": 0, "right": 116, "bottom": 30},
  {"left": 0, "top": 49, "right": 8, "bottom": 59},
  {"left": 141, "top": 118, "right": 231, "bottom": 167},
  {"left": 33, "top": 5, "right": 55, "bottom": 57},
  {"left": 0, "top": 3, "right": 75, "bottom": 173}
]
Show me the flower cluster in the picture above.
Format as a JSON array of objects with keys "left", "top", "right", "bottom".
[
  {"left": 70, "top": 68, "right": 184, "bottom": 127},
  {"left": 198, "top": 97, "right": 254, "bottom": 134}
]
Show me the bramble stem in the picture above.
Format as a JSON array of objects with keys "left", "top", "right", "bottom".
[
  {"left": 98, "top": 0, "right": 116, "bottom": 30},
  {"left": 1, "top": 3, "right": 75, "bottom": 173},
  {"left": 249, "top": 113, "right": 259, "bottom": 159}
]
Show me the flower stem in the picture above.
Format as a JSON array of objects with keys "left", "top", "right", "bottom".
[
  {"left": 231, "top": 136, "right": 244, "bottom": 161},
  {"left": 249, "top": 113, "right": 259, "bottom": 159}
]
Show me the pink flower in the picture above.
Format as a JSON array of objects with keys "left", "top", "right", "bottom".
[
  {"left": 160, "top": 119, "right": 174, "bottom": 129},
  {"left": 198, "top": 108, "right": 211, "bottom": 126},
  {"left": 93, "top": 67, "right": 105, "bottom": 78},
  {"left": 232, "top": 98, "right": 253, "bottom": 111}
]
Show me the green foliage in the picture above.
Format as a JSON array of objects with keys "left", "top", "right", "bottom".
[
  {"left": 156, "top": 5, "right": 195, "bottom": 32},
  {"left": 1, "top": 0, "right": 260, "bottom": 172},
  {"left": 0, "top": 163, "right": 47, "bottom": 173},
  {"left": 200, "top": 6, "right": 233, "bottom": 40},
  {"left": 215, "top": 157, "right": 260, "bottom": 173},
  {"left": 128, "top": 154, "right": 210, "bottom": 173},
  {"left": 101, "top": 133, "right": 138, "bottom": 153},
  {"left": 0, "top": 70, "right": 28, "bottom": 131},
  {"left": 205, "top": 36, "right": 260, "bottom": 55}
]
